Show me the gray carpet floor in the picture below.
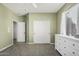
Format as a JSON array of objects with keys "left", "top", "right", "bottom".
[{"left": 0, "top": 43, "right": 61, "bottom": 56}]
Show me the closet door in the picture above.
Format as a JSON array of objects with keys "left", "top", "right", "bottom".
[{"left": 33, "top": 20, "right": 50, "bottom": 43}]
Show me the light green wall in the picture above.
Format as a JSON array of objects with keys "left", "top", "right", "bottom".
[
  {"left": 1, "top": 3, "right": 76, "bottom": 45},
  {"left": 57, "top": 3, "right": 76, "bottom": 34},
  {"left": 27, "top": 13, "right": 57, "bottom": 43},
  {"left": 0, "top": 4, "right": 23, "bottom": 50}
]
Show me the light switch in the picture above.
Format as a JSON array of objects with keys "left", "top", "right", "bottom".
[{"left": 8, "top": 27, "right": 11, "bottom": 33}]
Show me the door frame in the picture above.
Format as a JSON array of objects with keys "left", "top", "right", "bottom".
[{"left": 12, "top": 19, "right": 19, "bottom": 44}]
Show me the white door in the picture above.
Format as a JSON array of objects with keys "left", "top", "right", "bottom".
[
  {"left": 17, "top": 22, "right": 25, "bottom": 42},
  {"left": 33, "top": 20, "right": 50, "bottom": 43}
]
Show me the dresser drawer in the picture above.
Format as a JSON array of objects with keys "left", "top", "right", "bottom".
[
  {"left": 67, "top": 40, "right": 79, "bottom": 51},
  {"left": 60, "top": 38, "right": 69, "bottom": 47},
  {"left": 68, "top": 48, "right": 79, "bottom": 56},
  {"left": 62, "top": 48, "right": 79, "bottom": 56},
  {"left": 60, "top": 46, "right": 71, "bottom": 56}
]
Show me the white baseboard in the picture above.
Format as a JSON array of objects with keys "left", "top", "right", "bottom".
[
  {"left": 26, "top": 43, "right": 55, "bottom": 45},
  {"left": 0, "top": 43, "right": 13, "bottom": 52},
  {"left": 49, "top": 43, "right": 55, "bottom": 44}
]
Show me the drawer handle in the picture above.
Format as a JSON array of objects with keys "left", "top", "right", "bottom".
[
  {"left": 64, "top": 47, "right": 66, "bottom": 48},
  {"left": 72, "top": 52, "right": 75, "bottom": 54},
  {"left": 73, "top": 44, "right": 75, "bottom": 46},
  {"left": 64, "top": 53, "right": 66, "bottom": 55},
  {"left": 64, "top": 41, "right": 66, "bottom": 42}
]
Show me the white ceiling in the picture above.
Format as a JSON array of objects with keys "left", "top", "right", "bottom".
[{"left": 3, "top": 3, "right": 65, "bottom": 16}]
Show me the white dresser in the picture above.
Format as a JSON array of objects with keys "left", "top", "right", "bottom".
[{"left": 55, "top": 34, "right": 79, "bottom": 56}]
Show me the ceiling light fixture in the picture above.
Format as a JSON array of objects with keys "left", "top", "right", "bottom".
[
  {"left": 32, "top": 3, "right": 37, "bottom": 8},
  {"left": 24, "top": 9, "right": 29, "bottom": 14}
]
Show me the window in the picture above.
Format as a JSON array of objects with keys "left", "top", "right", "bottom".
[{"left": 61, "top": 4, "right": 79, "bottom": 38}]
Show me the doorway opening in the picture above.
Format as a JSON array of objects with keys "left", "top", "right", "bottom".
[{"left": 13, "top": 21, "right": 25, "bottom": 44}]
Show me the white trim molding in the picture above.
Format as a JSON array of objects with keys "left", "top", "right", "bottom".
[
  {"left": 26, "top": 43, "right": 55, "bottom": 45},
  {"left": 0, "top": 43, "right": 13, "bottom": 52}
]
